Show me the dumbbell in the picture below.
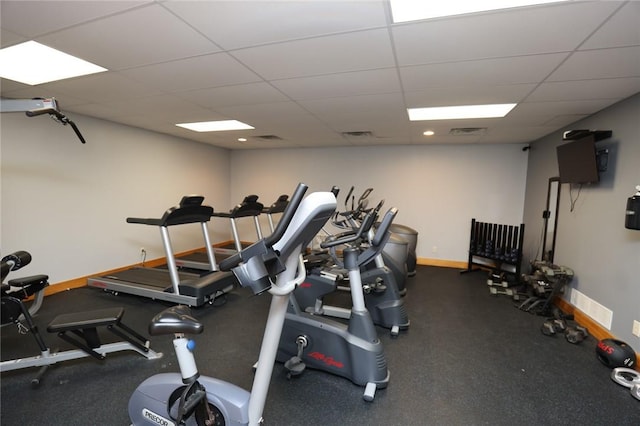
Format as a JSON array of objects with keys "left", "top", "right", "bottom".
[
  {"left": 611, "top": 367, "right": 640, "bottom": 401},
  {"left": 565, "top": 325, "right": 589, "bottom": 344},
  {"left": 541, "top": 318, "right": 567, "bottom": 336}
]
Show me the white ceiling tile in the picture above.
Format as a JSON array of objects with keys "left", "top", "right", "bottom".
[
  {"left": 163, "top": 0, "right": 388, "bottom": 50},
  {"left": 231, "top": 29, "right": 396, "bottom": 80},
  {"left": 391, "top": 1, "right": 620, "bottom": 66},
  {"left": 404, "top": 84, "right": 537, "bottom": 108},
  {"left": 0, "top": 0, "right": 152, "bottom": 38},
  {"left": 580, "top": 2, "right": 640, "bottom": 50},
  {"left": 178, "top": 83, "right": 290, "bottom": 109},
  {"left": 36, "top": 72, "right": 165, "bottom": 103},
  {"left": 526, "top": 78, "right": 640, "bottom": 102},
  {"left": 90, "top": 94, "right": 214, "bottom": 120},
  {"left": 505, "top": 99, "right": 619, "bottom": 124},
  {"left": 36, "top": 3, "right": 220, "bottom": 70},
  {"left": 0, "top": 28, "right": 26, "bottom": 48},
  {"left": 119, "top": 53, "right": 262, "bottom": 93},
  {"left": 549, "top": 46, "right": 640, "bottom": 81},
  {"left": 271, "top": 69, "right": 401, "bottom": 101},
  {"left": 399, "top": 54, "right": 569, "bottom": 91},
  {"left": 216, "top": 101, "right": 318, "bottom": 128},
  {"left": 1, "top": 1, "right": 637, "bottom": 150}
]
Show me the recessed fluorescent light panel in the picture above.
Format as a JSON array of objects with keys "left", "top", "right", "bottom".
[
  {"left": 390, "top": 0, "right": 569, "bottom": 23},
  {"left": 0, "top": 41, "right": 107, "bottom": 85},
  {"left": 176, "top": 120, "right": 254, "bottom": 132},
  {"left": 408, "top": 103, "right": 517, "bottom": 121}
]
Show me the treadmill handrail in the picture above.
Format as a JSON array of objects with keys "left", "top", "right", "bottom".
[
  {"left": 212, "top": 194, "right": 264, "bottom": 218},
  {"left": 127, "top": 204, "right": 214, "bottom": 227},
  {"left": 263, "top": 194, "right": 289, "bottom": 214}
]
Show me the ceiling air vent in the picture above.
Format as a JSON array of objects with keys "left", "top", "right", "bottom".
[
  {"left": 341, "top": 131, "right": 374, "bottom": 139},
  {"left": 252, "top": 134, "right": 283, "bottom": 141},
  {"left": 449, "top": 127, "right": 487, "bottom": 136}
]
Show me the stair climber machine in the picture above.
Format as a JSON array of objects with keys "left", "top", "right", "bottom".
[
  {"left": 87, "top": 196, "right": 236, "bottom": 307},
  {"left": 297, "top": 200, "right": 410, "bottom": 336},
  {"left": 277, "top": 203, "right": 394, "bottom": 401},
  {"left": 128, "top": 183, "right": 337, "bottom": 426}
]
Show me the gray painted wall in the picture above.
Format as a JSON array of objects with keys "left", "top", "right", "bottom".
[
  {"left": 522, "top": 93, "right": 640, "bottom": 344},
  {"left": 1, "top": 113, "right": 230, "bottom": 283},
  {"left": 229, "top": 144, "right": 529, "bottom": 263}
]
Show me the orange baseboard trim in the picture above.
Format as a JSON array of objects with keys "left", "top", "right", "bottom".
[
  {"left": 555, "top": 297, "right": 639, "bottom": 372},
  {"left": 417, "top": 258, "right": 467, "bottom": 269}
]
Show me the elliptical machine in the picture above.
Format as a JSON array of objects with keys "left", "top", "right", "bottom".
[
  {"left": 297, "top": 200, "right": 409, "bottom": 335},
  {"left": 128, "top": 183, "right": 337, "bottom": 426},
  {"left": 277, "top": 203, "right": 396, "bottom": 401}
]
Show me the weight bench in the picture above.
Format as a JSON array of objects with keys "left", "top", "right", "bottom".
[
  {"left": 47, "top": 307, "right": 154, "bottom": 361},
  {"left": 1, "top": 304, "right": 162, "bottom": 387}
]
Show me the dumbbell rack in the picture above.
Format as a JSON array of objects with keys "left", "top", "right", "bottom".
[{"left": 462, "top": 219, "right": 525, "bottom": 292}]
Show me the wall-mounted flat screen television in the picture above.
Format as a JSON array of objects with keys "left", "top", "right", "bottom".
[{"left": 556, "top": 135, "right": 599, "bottom": 184}]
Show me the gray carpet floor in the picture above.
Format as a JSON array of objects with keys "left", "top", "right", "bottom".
[{"left": 1, "top": 265, "right": 638, "bottom": 425}]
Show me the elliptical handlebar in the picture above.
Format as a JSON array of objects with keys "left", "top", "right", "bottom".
[{"left": 320, "top": 200, "right": 383, "bottom": 249}]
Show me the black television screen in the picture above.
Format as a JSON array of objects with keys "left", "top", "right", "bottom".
[{"left": 556, "top": 135, "right": 600, "bottom": 184}]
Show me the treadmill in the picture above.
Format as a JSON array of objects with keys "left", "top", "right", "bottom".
[
  {"left": 212, "top": 194, "right": 264, "bottom": 254},
  {"left": 87, "top": 196, "right": 237, "bottom": 307},
  {"left": 263, "top": 194, "right": 289, "bottom": 232}
]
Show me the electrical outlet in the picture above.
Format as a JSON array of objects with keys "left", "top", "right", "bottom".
[
  {"left": 432, "top": 246, "right": 438, "bottom": 253},
  {"left": 633, "top": 320, "right": 640, "bottom": 337}
]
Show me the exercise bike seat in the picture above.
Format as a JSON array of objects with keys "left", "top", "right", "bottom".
[{"left": 148, "top": 305, "right": 203, "bottom": 336}]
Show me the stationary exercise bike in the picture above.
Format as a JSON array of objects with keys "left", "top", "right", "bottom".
[
  {"left": 277, "top": 203, "right": 396, "bottom": 401},
  {"left": 128, "top": 183, "right": 337, "bottom": 426}
]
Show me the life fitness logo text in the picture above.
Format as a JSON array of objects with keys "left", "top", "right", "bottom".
[
  {"left": 308, "top": 351, "right": 344, "bottom": 368},
  {"left": 597, "top": 340, "right": 615, "bottom": 354},
  {"left": 142, "top": 409, "right": 175, "bottom": 426}
]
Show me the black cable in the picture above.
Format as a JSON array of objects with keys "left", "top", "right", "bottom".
[{"left": 569, "top": 184, "right": 583, "bottom": 212}]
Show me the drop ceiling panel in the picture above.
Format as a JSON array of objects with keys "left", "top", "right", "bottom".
[
  {"left": 391, "top": 1, "right": 619, "bottom": 66},
  {"left": 33, "top": 72, "right": 165, "bottom": 103},
  {"left": 404, "top": 84, "right": 537, "bottom": 108},
  {"left": 86, "top": 94, "right": 213, "bottom": 121},
  {"left": 35, "top": 3, "right": 221, "bottom": 70},
  {"left": 527, "top": 78, "right": 640, "bottom": 102},
  {"left": 271, "top": 68, "right": 401, "bottom": 101},
  {"left": 579, "top": 1, "right": 640, "bottom": 50},
  {"left": 399, "top": 54, "right": 569, "bottom": 93},
  {"left": 231, "top": 29, "right": 396, "bottom": 80},
  {"left": 119, "top": 53, "right": 262, "bottom": 93},
  {"left": 1, "top": 1, "right": 638, "bottom": 150},
  {"left": 0, "top": 0, "right": 151, "bottom": 39},
  {"left": 215, "top": 101, "right": 320, "bottom": 128},
  {"left": 548, "top": 46, "right": 640, "bottom": 81},
  {"left": 177, "top": 83, "right": 291, "bottom": 110},
  {"left": 505, "top": 99, "right": 620, "bottom": 124},
  {"left": 164, "top": 0, "right": 388, "bottom": 50},
  {"left": 299, "top": 93, "right": 406, "bottom": 122}
]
